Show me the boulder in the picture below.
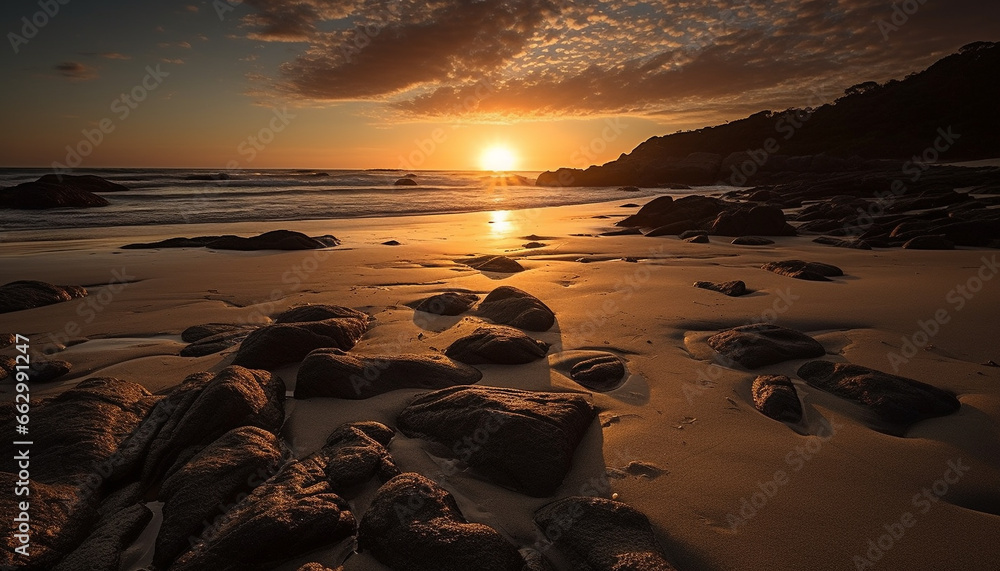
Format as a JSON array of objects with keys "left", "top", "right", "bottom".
[
  {"left": 181, "top": 323, "right": 259, "bottom": 343},
  {"left": 397, "top": 386, "right": 596, "bottom": 496},
  {"left": 274, "top": 304, "right": 368, "bottom": 323},
  {"left": 708, "top": 205, "right": 795, "bottom": 237},
  {"left": 570, "top": 354, "right": 628, "bottom": 391},
  {"left": 751, "top": 375, "right": 803, "bottom": 423},
  {"left": 0, "top": 357, "right": 72, "bottom": 382},
  {"left": 181, "top": 325, "right": 258, "bottom": 357},
  {"left": 0, "top": 281, "right": 87, "bottom": 314},
  {"left": 460, "top": 255, "right": 525, "bottom": 273},
  {"left": 476, "top": 286, "right": 556, "bottom": 332},
  {"left": 761, "top": 260, "right": 844, "bottom": 281},
  {"left": 707, "top": 324, "right": 825, "bottom": 369},
  {"left": 295, "top": 349, "right": 482, "bottom": 399},
  {"left": 645, "top": 220, "right": 699, "bottom": 236},
  {"left": 797, "top": 361, "right": 961, "bottom": 426},
  {"left": 693, "top": 280, "right": 748, "bottom": 297},
  {"left": 679, "top": 230, "right": 708, "bottom": 239},
  {"left": 813, "top": 236, "right": 872, "bottom": 250},
  {"left": 51, "top": 503, "right": 152, "bottom": 571},
  {"left": 122, "top": 230, "right": 340, "bottom": 250},
  {"left": 902, "top": 235, "right": 955, "bottom": 250},
  {"left": 232, "top": 317, "right": 368, "bottom": 369},
  {"left": 395, "top": 178, "right": 418, "bottom": 186},
  {"left": 445, "top": 325, "right": 550, "bottom": 365},
  {"left": 414, "top": 292, "right": 480, "bottom": 316},
  {"left": 618, "top": 195, "right": 724, "bottom": 228},
  {"left": 731, "top": 236, "right": 774, "bottom": 246},
  {"left": 358, "top": 473, "right": 528, "bottom": 571},
  {"left": 0, "top": 175, "right": 122, "bottom": 209},
  {"left": 154, "top": 426, "right": 286, "bottom": 567},
  {"left": 313, "top": 421, "right": 400, "bottom": 490},
  {"left": 533, "top": 496, "right": 676, "bottom": 570}
]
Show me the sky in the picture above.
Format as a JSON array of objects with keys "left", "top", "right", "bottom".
[{"left": 0, "top": 0, "right": 996, "bottom": 171}]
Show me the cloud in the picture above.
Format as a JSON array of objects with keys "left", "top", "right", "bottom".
[
  {"left": 158, "top": 41, "right": 192, "bottom": 49},
  {"left": 53, "top": 61, "right": 98, "bottom": 81},
  {"left": 236, "top": 0, "right": 1000, "bottom": 122},
  {"left": 98, "top": 52, "right": 131, "bottom": 60}
]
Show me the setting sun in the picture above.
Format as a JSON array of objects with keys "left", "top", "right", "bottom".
[{"left": 480, "top": 145, "right": 518, "bottom": 172}]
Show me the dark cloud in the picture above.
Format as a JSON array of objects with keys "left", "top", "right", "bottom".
[
  {"left": 238, "top": 0, "right": 1000, "bottom": 121},
  {"left": 53, "top": 61, "right": 98, "bottom": 81}
]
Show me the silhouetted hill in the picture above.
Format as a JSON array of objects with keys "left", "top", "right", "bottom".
[{"left": 538, "top": 41, "right": 1000, "bottom": 187}]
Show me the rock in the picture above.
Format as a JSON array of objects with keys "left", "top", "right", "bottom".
[
  {"left": 684, "top": 234, "right": 710, "bottom": 243},
  {"left": 295, "top": 349, "right": 482, "bottom": 399},
  {"left": 395, "top": 178, "right": 418, "bottom": 186},
  {"left": 0, "top": 474, "right": 97, "bottom": 570},
  {"left": 25, "top": 359, "right": 72, "bottom": 382},
  {"left": 181, "top": 324, "right": 258, "bottom": 357},
  {"left": 315, "top": 421, "right": 400, "bottom": 490},
  {"left": 181, "top": 323, "right": 258, "bottom": 343},
  {"left": 154, "top": 426, "right": 286, "bottom": 567},
  {"left": 752, "top": 375, "right": 803, "bottom": 423},
  {"left": 619, "top": 195, "right": 724, "bottom": 228},
  {"left": 168, "top": 449, "right": 357, "bottom": 571},
  {"left": 813, "top": 236, "right": 872, "bottom": 250},
  {"left": 0, "top": 175, "right": 123, "bottom": 209},
  {"left": 708, "top": 205, "right": 795, "bottom": 236},
  {"left": 51, "top": 503, "right": 152, "bottom": 571},
  {"left": 570, "top": 355, "right": 627, "bottom": 391},
  {"left": 620, "top": 203, "right": 640, "bottom": 207},
  {"left": 397, "top": 386, "right": 595, "bottom": 496},
  {"left": 232, "top": 317, "right": 368, "bottom": 369},
  {"left": 761, "top": 260, "right": 844, "bottom": 281},
  {"left": 902, "top": 235, "right": 955, "bottom": 250},
  {"left": 732, "top": 236, "right": 774, "bottom": 245},
  {"left": 0, "top": 333, "right": 14, "bottom": 347},
  {"left": 679, "top": 230, "right": 708, "bottom": 239},
  {"left": 297, "top": 564, "right": 338, "bottom": 571},
  {"left": 600, "top": 227, "right": 644, "bottom": 236},
  {"left": 693, "top": 280, "right": 748, "bottom": 297},
  {"left": 619, "top": 186, "right": 641, "bottom": 192},
  {"left": 797, "top": 361, "right": 961, "bottom": 426},
  {"left": 0, "top": 378, "right": 154, "bottom": 486},
  {"left": 414, "top": 292, "right": 479, "bottom": 316},
  {"left": 533, "top": 496, "right": 676, "bottom": 570},
  {"left": 274, "top": 304, "right": 368, "bottom": 324},
  {"left": 122, "top": 230, "right": 340, "bottom": 250},
  {"left": 445, "top": 325, "right": 549, "bottom": 365},
  {"left": 476, "top": 286, "right": 556, "bottom": 332},
  {"left": 523, "top": 241, "right": 546, "bottom": 248},
  {"left": 708, "top": 324, "right": 825, "bottom": 369},
  {"left": 141, "top": 366, "right": 285, "bottom": 485},
  {"left": 0, "top": 281, "right": 87, "bottom": 314},
  {"left": 645, "top": 220, "right": 699, "bottom": 236},
  {"left": 382, "top": 240, "right": 401, "bottom": 245},
  {"left": 460, "top": 255, "right": 525, "bottom": 273},
  {"left": 358, "top": 473, "right": 527, "bottom": 571}
]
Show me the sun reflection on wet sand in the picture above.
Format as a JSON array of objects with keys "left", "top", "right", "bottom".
[{"left": 489, "top": 209, "right": 515, "bottom": 237}]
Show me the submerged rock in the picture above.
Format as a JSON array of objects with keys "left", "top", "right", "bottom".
[
  {"left": 570, "top": 354, "right": 628, "bottom": 392},
  {"left": 232, "top": 317, "right": 368, "bottom": 369},
  {"left": 708, "top": 324, "right": 825, "bottom": 369},
  {"left": 460, "top": 255, "right": 525, "bottom": 273},
  {"left": 533, "top": 496, "right": 676, "bottom": 570},
  {"left": 751, "top": 375, "right": 803, "bottom": 423},
  {"left": 358, "top": 473, "right": 527, "bottom": 571},
  {"left": 693, "top": 280, "right": 748, "bottom": 297},
  {"left": 122, "top": 230, "right": 340, "bottom": 251},
  {"left": 445, "top": 325, "right": 550, "bottom": 365},
  {"left": 797, "top": 361, "right": 961, "bottom": 426},
  {"left": 397, "top": 386, "right": 595, "bottom": 496},
  {"left": 0, "top": 281, "right": 87, "bottom": 314},
  {"left": 476, "top": 286, "right": 556, "bottom": 332},
  {"left": 761, "top": 259, "right": 844, "bottom": 281},
  {"left": 413, "top": 292, "right": 480, "bottom": 316},
  {"left": 295, "top": 349, "right": 482, "bottom": 399}
]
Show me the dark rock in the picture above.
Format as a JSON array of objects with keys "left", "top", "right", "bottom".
[
  {"left": 383, "top": 240, "right": 402, "bottom": 246},
  {"left": 752, "top": 375, "right": 803, "bottom": 423},
  {"left": 0, "top": 378, "right": 154, "bottom": 485},
  {"left": 620, "top": 203, "right": 640, "bottom": 207},
  {"left": 122, "top": 230, "right": 340, "bottom": 251},
  {"left": 397, "top": 386, "right": 595, "bottom": 496},
  {"left": 0, "top": 175, "right": 123, "bottom": 209},
  {"left": 297, "top": 564, "right": 338, "bottom": 571},
  {"left": 645, "top": 220, "right": 699, "bottom": 236},
  {"left": 414, "top": 292, "right": 479, "bottom": 316},
  {"left": 693, "top": 280, "right": 748, "bottom": 297},
  {"left": 761, "top": 260, "right": 844, "bottom": 281},
  {"left": 295, "top": 349, "right": 482, "bottom": 399},
  {"left": 0, "top": 333, "right": 14, "bottom": 347},
  {"left": 679, "top": 230, "right": 708, "bottom": 239},
  {"left": 460, "top": 255, "right": 525, "bottom": 273},
  {"left": 395, "top": 178, "right": 418, "bottom": 186},
  {"left": 476, "top": 286, "right": 556, "bottom": 332},
  {"left": 141, "top": 366, "right": 285, "bottom": 485},
  {"left": 0, "top": 281, "right": 87, "bottom": 314},
  {"left": 708, "top": 324, "right": 825, "bottom": 369},
  {"left": 274, "top": 304, "right": 368, "bottom": 324},
  {"left": 797, "top": 361, "right": 961, "bottom": 426},
  {"left": 359, "top": 473, "right": 527, "bottom": 571},
  {"left": 813, "top": 236, "right": 872, "bottom": 250},
  {"left": 52, "top": 503, "right": 152, "bottom": 571},
  {"left": 26, "top": 359, "right": 72, "bottom": 382},
  {"left": 169, "top": 449, "right": 357, "bottom": 571},
  {"left": 731, "top": 236, "right": 774, "bottom": 245},
  {"left": 232, "top": 317, "right": 368, "bottom": 369},
  {"left": 445, "top": 325, "right": 549, "bottom": 365},
  {"left": 533, "top": 496, "right": 676, "bottom": 570},
  {"left": 154, "top": 426, "right": 285, "bottom": 567},
  {"left": 619, "top": 195, "right": 724, "bottom": 228},
  {"left": 570, "top": 355, "right": 627, "bottom": 391},
  {"left": 181, "top": 323, "right": 258, "bottom": 343},
  {"left": 684, "top": 234, "right": 710, "bottom": 243},
  {"left": 708, "top": 205, "right": 795, "bottom": 237},
  {"left": 902, "top": 235, "right": 955, "bottom": 250},
  {"left": 0, "top": 474, "right": 97, "bottom": 570},
  {"left": 315, "top": 421, "right": 400, "bottom": 490},
  {"left": 618, "top": 186, "right": 641, "bottom": 192},
  {"left": 600, "top": 227, "right": 644, "bottom": 236},
  {"left": 181, "top": 324, "right": 259, "bottom": 357},
  {"left": 523, "top": 241, "right": 546, "bottom": 248}
]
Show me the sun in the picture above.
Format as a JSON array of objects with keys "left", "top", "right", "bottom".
[{"left": 480, "top": 145, "right": 517, "bottom": 172}]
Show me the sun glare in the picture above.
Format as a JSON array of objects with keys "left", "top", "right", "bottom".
[{"left": 480, "top": 146, "right": 517, "bottom": 172}]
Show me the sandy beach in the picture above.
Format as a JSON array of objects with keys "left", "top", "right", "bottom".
[{"left": 2, "top": 197, "right": 998, "bottom": 570}]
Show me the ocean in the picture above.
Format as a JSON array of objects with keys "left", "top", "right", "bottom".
[{"left": 0, "top": 168, "right": 678, "bottom": 237}]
